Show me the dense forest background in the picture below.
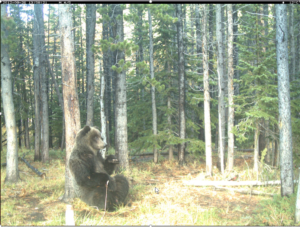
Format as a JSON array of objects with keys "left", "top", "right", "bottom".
[{"left": 1, "top": 3, "right": 300, "bottom": 170}]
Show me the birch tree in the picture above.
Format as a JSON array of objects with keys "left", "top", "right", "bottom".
[
  {"left": 148, "top": 7, "right": 158, "bottom": 163},
  {"left": 1, "top": 4, "right": 19, "bottom": 183},
  {"left": 275, "top": 4, "right": 294, "bottom": 197},
  {"left": 227, "top": 4, "right": 235, "bottom": 171},
  {"left": 86, "top": 4, "right": 96, "bottom": 126},
  {"left": 176, "top": 4, "right": 186, "bottom": 166},
  {"left": 216, "top": 4, "right": 226, "bottom": 174},
  {"left": 202, "top": 5, "right": 212, "bottom": 176},
  {"left": 58, "top": 4, "right": 81, "bottom": 202}
]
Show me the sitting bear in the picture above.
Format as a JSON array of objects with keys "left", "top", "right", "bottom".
[{"left": 69, "top": 125, "right": 129, "bottom": 211}]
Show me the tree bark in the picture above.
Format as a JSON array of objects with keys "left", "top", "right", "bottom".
[
  {"left": 216, "top": 4, "right": 226, "bottom": 175},
  {"left": 275, "top": 4, "right": 294, "bottom": 197},
  {"left": 102, "top": 4, "right": 110, "bottom": 148},
  {"left": 195, "top": 4, "right": 204, "bottom": 142},
  {"left": 33, "top": 5, "right": 41, "bottom": 161},
  {"left": 289, "top": 5, "right": 295, "bottom": 80},
  {"left": 167, "top": 62, "right": 173, "bottom": 160},
  {"left": 1, "top": 4, "right": 20, "bottom": 184},
  {"left": 253, "top": 121, "right": 260, "bottom": 173},
  {"left": 233, "top": 5, "right": 239, "bottom": 97},
  {"left": 100, "top": 60, "right": 107, "bottom": 159},
  {"left": 35, "top": 4, "right": 49, "bottom": 163},
  {"left": 148, "top": 8, "right": 158, "bottom": 164},
  {"left": 86, "top": 4, "right": 96, "bottom": 126},
  {"left": 114, "top": 4, "right": 129, "bottom": 171},
  {"left": 227, "top": 4, "right": 235, "bottom": 172},
  {"left": 176, "top": 4, "right": 186, "bottom": 166},
  {"left": 202, "top": 5, "right": 212, "bottom": 176},
  {"left": 58, "top": 4, "right": 81, "bottom": 202},
  {"left": 295, "top": 168, "right": 300, "bottom": 223}
]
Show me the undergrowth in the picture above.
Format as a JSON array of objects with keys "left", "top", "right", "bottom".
[{"left": 1, "top": 148, "right": 298, "bottom": 225}]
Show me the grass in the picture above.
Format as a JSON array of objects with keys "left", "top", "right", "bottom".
[{"left": 1, "top": 148, "right": 298, "bottom": 225}]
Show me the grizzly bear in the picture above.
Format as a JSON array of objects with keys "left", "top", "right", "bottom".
[{"left": 69, "top": 126, "right": 129, "bottom": 211}]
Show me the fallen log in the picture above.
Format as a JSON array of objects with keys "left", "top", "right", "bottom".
[
  {"left": 214, "top": 186, "right": 276, "bottom": 197},
  {"left": 183, "top": 180, "right": 299, "bottom": 187},
  {"left": 20, "top": 157, "right": 46, "bottom": 179}
]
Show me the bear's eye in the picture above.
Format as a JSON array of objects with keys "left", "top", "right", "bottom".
[{"left": 94, "top": 136, "right": 99, "bottom": 141}]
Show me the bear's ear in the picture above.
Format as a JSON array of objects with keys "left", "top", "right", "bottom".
[{"left": 81, "top": 125, "right": 91, "bottom": 136}]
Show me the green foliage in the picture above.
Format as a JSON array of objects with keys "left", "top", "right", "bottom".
[
  {"left": 234, "top": 5, "right": 278, "bottom": 146},
  {"left": 252, "top": 193, "right": 297, "bottom": 226},
  {"left": 260, "top": 148, "right": 267, "bottom": 163}
]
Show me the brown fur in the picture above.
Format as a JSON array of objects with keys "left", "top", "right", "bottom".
[{"left": 69, "top": 126, "right": 129, "bottom": 211}]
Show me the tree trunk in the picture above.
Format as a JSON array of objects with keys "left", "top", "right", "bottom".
[
  {"left": 33, "top": 5, "right": 41, "bottom": 161},
  {"left": 195, "top": 4, "right": 204, "bottom": 142},
  {"left": 47, "top": 55, "right": 65, "bottom": 151},
  {"left": 100, "top": 59, "right": 107, "bottom": 159},
  {"left": 202, "top": 5, "right": 212, "bottom": 176},
  {"left": 148, "top": 8, "right": 158, "bottom": 164},
  {"left": 289, "top": 5, "right": 296, "bottom": 80},
  {"left": 253, "top": 121, "right": 260, "bottom": 173},
  {"left": 102, "top": 4, "right": 110, "bottom": 148},
  {"left": 263, "top": 5, "right": 271, "bottom": 165},
  {"left": 86, "top": 4, "right": 96, "bottom": 126},
  {"left": 227, "top": 4, "right": 235, "bottom": 172},
  {"left": 233, "top": 5, "right": 239, "bottom": 97},
  {"left": 35, "top": 4, "right": 49, "bottom": 163},
  {"left": 176, "top": 4, "right": 186, "bottom": 166},
  {"left": 167, "top": 62, "right": 173, "bottom": 161},
  {"left": 275, "top": 4, "right": 294, "bottom": 197},
  {"left": 58, "top": 4, "right": 81, "bottom": 202},
  {"left": 295, "top": 168, "right": 300, "bottom": 223},
  {"left": 1, "top": 4, "right": 20, "bottom": 184},
  {"left": 114, "top": 4, "right": 129, "bottom": 171},
  {"left": 216, "top": 4, "right": 226, "bottom": 175}
]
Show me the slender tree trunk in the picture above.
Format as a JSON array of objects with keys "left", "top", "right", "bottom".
[
  {"left": 296, "top": 7, "right": 300, "bottom": 77},
  {"left": 86, "top": 4, "right": 96, "bottom": 126},
  {"left": 275, "top": 4, "right": 294, "bottom": 197},
  {"left": 33, "top": 5, "right": 41, "bottom": 161},
  {"left": 227, "top": 4, "right": 235, "bottom": 172},
  {"left": 202, "top": 5, "right": 212, "bottom": 176},
  {"left": 102, "top": 4, "right": 110, "bottom": 148},
  {"left": 114, "top": 4, "right": 129, "bottom": 171},
  {"left": 35, "top": 4, "right": 49, "bottom": 163},
  {"left": 263, "top": 4, "right": 271, "bottom": 165},
  {"left": 208, "top": 4, "right": 214, "bottom": 86},
  {"left": 195, "top": 4, "right": 204, "bottom": 142},
  {"left": 100, "top": 60, "right": 107, "bottom": 159},
  {"left": 232, "top": 5, "right": 239, "bottom": 98},
  {"left": 1, "top": 4, "right": 20, "bottom": 184},
  {"left": 176, "top": 4, "right": 186, "bottom": 166},
  {"left": 58, "top": 4, "right": 81, "bottom": 202},
  {"left": 167, "top": 62, "right": 174, "bottom": 160},
  {"left": 148, "top": 8, "right": 158, "bottom": 163},
  {"left": 216, "top": 4, "right": 226, "bottom": 174},
  {"left": 253, "top": 121, "right": 260, "bottom": 173}
]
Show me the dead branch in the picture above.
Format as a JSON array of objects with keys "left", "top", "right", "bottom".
[
  {"left": 214, "top": 186, "right": 276, "bottom": 197},
  {"left": 183, "top": 180, "right": 298, "bottom": 187},
  {"left": 20, "top": 157, "right": 46, "bottom": 178}
]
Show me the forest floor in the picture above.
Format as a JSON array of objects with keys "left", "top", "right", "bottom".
[{"left": 1, "top": 149, "right": 297, "bottom": 226}]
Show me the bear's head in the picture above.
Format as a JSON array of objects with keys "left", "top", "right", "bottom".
[{"left": 75, "top": 125, "right": 106, "bottom": 155}]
